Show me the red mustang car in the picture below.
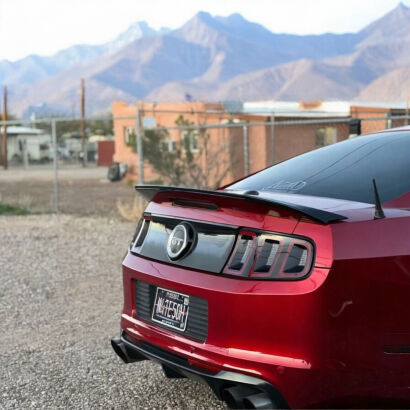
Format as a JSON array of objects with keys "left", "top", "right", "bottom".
[{"left": 112, "top": 128, "right": 410, "bottom": 409}]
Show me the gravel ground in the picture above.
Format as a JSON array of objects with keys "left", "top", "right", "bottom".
[
  {"left": 0, "top": 165, "right": 107, "bottom": 182},
  {"left": 0, "top": 215, "right": 226, "bottom": 409}
]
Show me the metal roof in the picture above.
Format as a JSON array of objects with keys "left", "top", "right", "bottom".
[
  {"left": 0, "top": 126, "right": 46, "bottom": 135},
  {"left": 243, "top": 100, "right": 409, "bottom": 118}
]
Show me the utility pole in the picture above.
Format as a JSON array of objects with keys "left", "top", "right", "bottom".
[
  {"left": 136, "top": 104, "right": 144, "bottom": 184},
  {"left": 2, "top": 86, "right": 8, "bottom": 170},
  {"left": 80, "top": 78, "right": 86, "bottom": 167}
]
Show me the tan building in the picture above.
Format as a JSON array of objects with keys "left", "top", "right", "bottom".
[
  {"left": 113, "top": 100, "right": 408, "bottom": 188},
  {"left": 113, "top": 101, "right": 245, "bottom": 187},
  {"left": 350, "top": 105, "right": 408, "bottom": 135},
  {"left": 112, "top": 101, "right": 355, "bottom": 188}
]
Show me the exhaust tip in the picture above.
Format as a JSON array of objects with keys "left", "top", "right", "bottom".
[
  {"left": 111, "top": 337, "right": 130, "bottom": 363},
  {"left": 221, "top": 386, "right": 242, "bottom": 408},
  {"left": 221, "top": 386, "right": 276, "bottom": 409},
  {"left": 243, "top": 392, "right": 274, "bottom": 409},
  {"left": 111, "top": 336, "right": 147, "bottom": 363},
  {"left": 221, "top": 385, "right": 256, "bottom": 409}
]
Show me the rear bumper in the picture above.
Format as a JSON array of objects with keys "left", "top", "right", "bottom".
[
  {"left": 119, "top": 253, "right": 332, "bottom": 408},
  {"left": 111, "top": 330, "right": 289, "bottom": 409}
]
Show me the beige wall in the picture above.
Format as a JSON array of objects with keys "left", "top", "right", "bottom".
[
  {"left": 272, "top": 118, "right": 350, "bottom": 164},
  {"left": 112, "top": 101, "right": 258, "bottom": 187},
  {"left": 113, "top": 101, "right": 364, "bottom": 187}
]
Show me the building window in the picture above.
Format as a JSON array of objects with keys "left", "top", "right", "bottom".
[
  {"left": 182, "top": 131, "right": 199, "bottom": 152},
  {"left": 315, "top": 127, "right": 337, "bottom": 147},
  {"left": 161, "top": 140, "right": 177, "bottom": 152},
  {"left": 124, "top": 127, "right": 135, "bottom": 145}
]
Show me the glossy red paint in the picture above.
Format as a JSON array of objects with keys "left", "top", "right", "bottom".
[{"left": 115, "top": 132, "right": 410, "bottom": 408}]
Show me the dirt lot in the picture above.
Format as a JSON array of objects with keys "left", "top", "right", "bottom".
[
  {"left": 0, "top": 215, "right": 225, "bottom": 409},
  {"left": 0, "top": 165, "right": 136, "bottom": 217}
]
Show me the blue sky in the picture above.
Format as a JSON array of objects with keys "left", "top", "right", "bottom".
[{"left": 0, "top": 0, "right": 409, "bottom": 61}]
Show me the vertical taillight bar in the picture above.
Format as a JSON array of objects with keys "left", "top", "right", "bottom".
[{"left": 223, "top": 230, "right": 257, "bottom": 277}]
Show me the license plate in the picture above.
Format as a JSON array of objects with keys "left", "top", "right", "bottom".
[{"left": 152, "top": 287, "right": 189, "bottom": 331}]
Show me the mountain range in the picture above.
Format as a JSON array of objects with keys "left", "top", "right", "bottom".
[{"left": 2, "top": 3, "right": 410, "bottom": 116}]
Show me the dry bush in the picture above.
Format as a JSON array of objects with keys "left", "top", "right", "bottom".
[{"left": 116, "top": 196, "right": 147, "bottom": 221}]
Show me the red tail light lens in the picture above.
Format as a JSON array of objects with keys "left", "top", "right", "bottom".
[
  {"left": 224, "top": 231, "right": 257, "bottom": 276},
  {"left": 223, "top": 230, "right": 314, "bottom": 280}
]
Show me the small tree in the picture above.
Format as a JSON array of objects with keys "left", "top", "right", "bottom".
[
  {"left": 130, "top": 115, "right": 233, "bottom": 189},
  {"left": 143, "top": 125, "right": 187, "bottom": 186}
]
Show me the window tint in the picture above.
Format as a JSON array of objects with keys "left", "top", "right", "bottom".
[{"left": 227, "top": 132, "right": 410, "bottom": 204}]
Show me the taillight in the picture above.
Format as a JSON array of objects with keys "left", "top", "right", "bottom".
[
  {"left": 223, "top": 230, "right": 314, "bottom": 280},
  {"left": 224, "top": 231, "right": 257, "bottom": 275},
  {"left": 130, "top": 217, "right": 150, "bottom": 252}
]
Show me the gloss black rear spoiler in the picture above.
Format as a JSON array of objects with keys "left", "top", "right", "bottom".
[{"left": 135, "top": 185, "right": 347, "bottom": 224}]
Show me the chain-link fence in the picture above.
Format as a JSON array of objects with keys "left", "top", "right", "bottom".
[{"left": 0, "top": 113, "right": 409, "bottom": 217}]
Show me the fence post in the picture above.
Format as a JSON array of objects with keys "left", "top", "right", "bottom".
[
  {"left": 243, "top": 124, "right": 249, "bottom": 176},
  {"left": 23, "top": 140, "right": 29, "bottom": 169},
  {"left": 51, "top": 119, "right": 59, "bottom": 214},
  {"left": 81, "top": 78, "right": 87, "bottom": 167},
  {"left": 385, "top": 112, "right": 392, "bottom": 129},
  {"left": 2, "top": 86, "right": 8, "bottom": 169},
  {"left": 136, "top": 106, "right": 144, "bottom": 185}
]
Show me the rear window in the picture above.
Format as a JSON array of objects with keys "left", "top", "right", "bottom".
[{"left": 227, "top": 131, "right": 410, "bottom": 204}]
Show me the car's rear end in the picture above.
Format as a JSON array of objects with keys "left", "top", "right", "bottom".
[
  {"left": 111, "top": 187, "right": 348, "bottom": 409},
  {"left": 111, "top": 130, "right": 410, "bottom": 409}
]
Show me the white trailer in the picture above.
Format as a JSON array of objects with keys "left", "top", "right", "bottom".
[{"left": 2, "top": 126, "right": 52, "bottom": 163}]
